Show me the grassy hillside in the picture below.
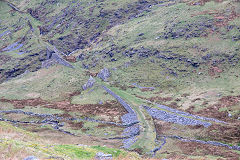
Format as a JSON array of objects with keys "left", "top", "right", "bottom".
[{"left": 0, "top": 0, "right": 240, "bottom": 159}]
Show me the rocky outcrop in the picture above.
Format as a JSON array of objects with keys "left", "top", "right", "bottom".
[
  {"left": 97, "top": 68, "right": 111, "bottom": 81},
  {"left": 82, "top": 76, "right": 95, "bottom": 90},
  {"left": 42, "top": 48, "right": 74, "bottom": 68},
  {"left": 0, "top": 50, "right": 48, "bottom": 83}
]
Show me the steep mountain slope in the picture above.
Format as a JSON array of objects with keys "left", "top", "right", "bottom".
[{"left": 0, "top": 0, "right": 240, "bottom": 159}]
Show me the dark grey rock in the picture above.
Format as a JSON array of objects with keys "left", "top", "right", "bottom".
[
  {"left": 82, "top": 76, "right": 95, "bottom": 90},
  {"left": 121, "top": 113, "right": 139, "bottom": 126},
  {"left": 122, "top": 124, "right": 140, "bottom": 137},
  {"left": 97, "top": 68, "right": 111, "bottom": 81}
]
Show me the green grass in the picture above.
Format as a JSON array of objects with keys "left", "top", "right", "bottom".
[
  {"left": 97, "top": 79, "right": 157, "bottom": 152},
  {"left": 21, "top": 106, "right": 64, "bottom": 115},
  {"left": 0, "top": 121, "right": 129, "bottom": 159},
  {"left": 54, "top": 144, "right": 126, "bottom": 159},
  {"left": 0, "top": 62, "right": 87, "bottom": 101},
  {"left": 1, "top": 0, "right": 240, "bottom": 158},
  {"left": 71, "top": 86, "right": 115, "bottom": 105}
]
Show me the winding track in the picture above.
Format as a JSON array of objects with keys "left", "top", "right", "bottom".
[
  {"left": 0, "top": 83, "right": 238, "bottom": 155},
  {"left": 100, "top": 83, "right": 240, "bottom": 154}
]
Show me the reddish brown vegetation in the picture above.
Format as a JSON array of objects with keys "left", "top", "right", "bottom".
[
  {"left": 208, "top": 66, "right": 223, "bottom": 76},
  {"left": 187, "top": 95, "right": 240, "bottom": 122},
  {"left": 177, "top": 141, "right": 240, "bottom": 159},
  {"left": 219, "top": 95, "right": 240, "bottom": 107},
  {"left": 191, "top": 4, "right": 240, "bottom": 27},
  {"left": 148, "top": 96, "right": 173, "bottom": 102},
  {"left": 140, "top": 88, "right": 155, "bottom": 92},
  {"left": 63, "top": 55, "right": 76, "bottom": 63},
  {"left": 85, "top": 70, "right": 98, "bottom": 77},
  {"left": 68, "top": 121, "right": 84, "bottom": 129},
  {"left": 188, "top": 0, "right": 224, "bottom": 6},
  {"left": 206, "top": 124, "right": 240, "bottom": 144},
  {"left": 153, "top": 119, "right": 172, "bottom": 136},
  {"left": 0, "top": 96, "right": 127, "bottom": 122}
]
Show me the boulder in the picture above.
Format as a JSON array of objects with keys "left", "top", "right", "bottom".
[
  {"left": 97, "top": 68, "right": 111, "bottom": 81},
  {"left": 82, "top": 76, "right": 95, "bottom": 90}
]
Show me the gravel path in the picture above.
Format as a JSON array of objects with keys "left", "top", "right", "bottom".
[{"left": 101, "top": 85, "right": 140, "bottom": 149}]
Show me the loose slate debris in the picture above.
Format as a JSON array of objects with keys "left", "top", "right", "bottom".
[
  {"left": 122, "top": 136, "right": 137, "bottom": 149},
  {"left": 121, "top": 113, "right": 139, "bottom": 126},
  {"left": 0, "top": 30, "right": 10, "bottom": 38},
  {"left": 95, "top": 152, "right": 113, "bottom": 160},
  {"left": 122, "top": 124, "right": 140, "bottom": 137},
  {"left": 156, "top": 104, "right": 226, "bottom": 124},
  {"left": 143, "top": 106, "right": 211, "bottom": 127}
]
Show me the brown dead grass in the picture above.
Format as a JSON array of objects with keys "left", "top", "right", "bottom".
[
  {"left": 176, "top": 141, "right": 240, "bottom": 159},
  {"left": 0, "top": 97, "right": 127, "bottom": 122}
]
